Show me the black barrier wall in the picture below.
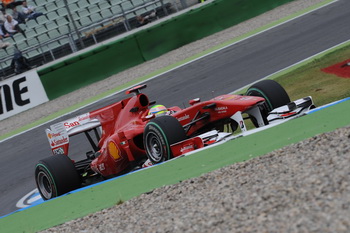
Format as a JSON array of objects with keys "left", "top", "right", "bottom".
[{"left": 39, "top": 0, "right": 295, "bottom": 100}]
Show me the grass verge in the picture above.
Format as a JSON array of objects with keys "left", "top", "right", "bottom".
[{"left": 276, "top": 44, "right": 350, "bottom": 106}]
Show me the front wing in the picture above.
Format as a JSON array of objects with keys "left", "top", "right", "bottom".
[{"left": 142, "top": 96, "right": 315, "bottom": 167}]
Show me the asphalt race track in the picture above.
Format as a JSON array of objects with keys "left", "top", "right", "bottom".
[{"left": 1, "top": 0, "right": 350, "bottom": 217}]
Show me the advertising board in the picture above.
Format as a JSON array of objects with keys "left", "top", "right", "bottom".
[{"left": 0, "top": 70, "right": 49, "bottom": 121}]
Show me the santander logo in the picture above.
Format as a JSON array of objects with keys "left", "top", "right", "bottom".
[
  {"left": 180, "top": 145, "right": 193, "bottom": 153},
  {"left": 177, "top": 114, "right": 190, "bottom": 122},
  {"left": 50, "top": 137, "right": 68, "bottom": 147},
  {"left": 64, "top": 121, "right": 81, "bottom": 129}
]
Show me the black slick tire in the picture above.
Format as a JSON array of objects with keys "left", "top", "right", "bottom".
[
  {"left": 35, "top": 155, "right": 81, "bottom": 200},
  {"left": 144, "top": 115, "right": 186, "bottom": 164},
  {"left": 246, "top": 80, "right": 291, "bottom": 111}
]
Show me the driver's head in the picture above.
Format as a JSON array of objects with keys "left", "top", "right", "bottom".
[{"left": 149, "top": 105, "right": 167, "bottom": 116}]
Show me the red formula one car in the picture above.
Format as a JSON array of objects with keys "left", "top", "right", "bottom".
[{"left": 35, "top": 80, "right": 315, "bottom": 200}]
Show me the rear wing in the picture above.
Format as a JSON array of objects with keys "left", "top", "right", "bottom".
[{"left": 46, "top": 113, "right": 101, "bottom": 155}]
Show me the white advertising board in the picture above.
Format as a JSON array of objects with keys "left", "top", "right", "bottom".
[{"left": 0, "top": 69, "right": 49, "bottom": 121}]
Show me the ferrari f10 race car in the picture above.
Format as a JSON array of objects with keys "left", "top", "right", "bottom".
[{"left": 35, "top": 80, "right": 315, "bottom": 200}]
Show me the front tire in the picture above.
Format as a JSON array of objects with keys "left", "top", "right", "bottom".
[
  {"left": 144, "top": 115, "right": 186, "bottom": 164},
  {"left": 246, "top": 80, "right": 290, "bottom": 111},
  {"left": 35, "top": 155, "right": 81, "bottom": 200}
]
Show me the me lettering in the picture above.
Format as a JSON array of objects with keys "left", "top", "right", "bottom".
[{"left": 0, "top": 77, "right": 30, "bottom": 114}]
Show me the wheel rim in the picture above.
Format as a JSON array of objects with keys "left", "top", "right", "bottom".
[
  {"left": 37, "top": 171, "right": 53, "bottom": 200},
  {"left": 145, "top": 132, "right": 164, "bottom": 163}
]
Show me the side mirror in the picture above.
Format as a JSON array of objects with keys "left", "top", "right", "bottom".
[
  {"left": 142, "top": 114, "right": 155, "bottom": 121},
  {"left": 189, "top": 98, "right": 200, "bottom": 106}
]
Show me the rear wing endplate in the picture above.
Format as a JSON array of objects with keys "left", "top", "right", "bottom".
[{"left": 46, "top": 113, "right": 101, "bottom": 155}]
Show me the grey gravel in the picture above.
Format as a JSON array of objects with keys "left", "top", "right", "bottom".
[
  {"left": 6, "top": 0, "right": 348, "bottom": 232},
  {"left": 41, "top": 125, "right": 350, "bottom": 233}
]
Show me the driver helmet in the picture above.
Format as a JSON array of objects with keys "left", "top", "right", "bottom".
[{"left": 149, "top": 105, "right": 167, "bottom": 116}]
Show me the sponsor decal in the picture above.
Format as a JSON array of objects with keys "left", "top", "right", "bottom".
[
  {"left": 177, "top": 114, "right": 190, "bottom": 122},
  {"left": 180, "top": 145, "right": 194, "bottom": 153},
  {"left": 46, "top": 122, "right": 69, "bottom": 148},
  {"left": 215, "top": 106, "right": 228, "bottom": 111},
  {"left": 78, "top": 114, "right": 89, "bottom": 121},
  {"left": 47, "top": 132, "right": 61, "bottom": 139},
  {"left": 50, "top": 137, "right": 69, "bottom": 147},
  {"left": 64, "top": 121, "right": 81, "bottom": 129},
  {"left": 64, "top": 113, "right": 90, "bottom": 129},
  {"left": 215, "top": 106, "right": 228, "bottom": 114}
]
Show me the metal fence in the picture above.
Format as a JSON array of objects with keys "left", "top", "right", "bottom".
[{"left": 0, "top": 0, "right": 200, "bottom": 80}]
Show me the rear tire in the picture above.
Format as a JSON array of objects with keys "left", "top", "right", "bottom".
[
  {"left": 246, "top": 80, "right": 290, "bottom": 111},
  {"left": 144, "top": 115, "right": 186, "bottom": 164},
  {"left": 35, "top": 155, "right": 81, "bottom": 200}
]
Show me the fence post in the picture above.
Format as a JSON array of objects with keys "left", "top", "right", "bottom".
[
  {"left": 179, "top": 0, "right": 188, "bottom": 9},
  {"left": 120, "top": 3, "right": 131, "bottom": 31},
  {"left": 160, "top": 0, "right": 169, "bottom": 16},
  {"left": 63, "top": 0, "right": 85, "bottom": 49}
]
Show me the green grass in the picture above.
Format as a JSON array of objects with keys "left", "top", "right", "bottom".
[{"left": 275, "top": 45, "right": 350, "bottom": 106}]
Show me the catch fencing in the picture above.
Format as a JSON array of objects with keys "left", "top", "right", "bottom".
[{"left": 0, "top": 0, "right": 200, "bottom": 80}]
